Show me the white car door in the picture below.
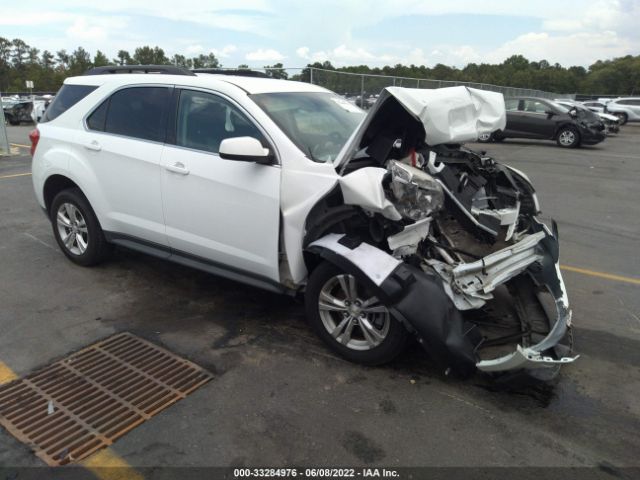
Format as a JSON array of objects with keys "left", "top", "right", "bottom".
[
  {"left": 78, "top": 85, "right": 171, "bottom": 246},
  {"left": 160, "top": 88, "right": 281, "bottom": 282}
]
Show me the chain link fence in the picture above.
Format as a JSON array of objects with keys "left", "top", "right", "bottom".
[{"left": 300, "top": 67, "right": 573, "bottom": 108}]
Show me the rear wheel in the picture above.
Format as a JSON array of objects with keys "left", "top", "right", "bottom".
[
  {"left": 556, "top": 126, "right": 580, "bottom": 148},
  {"left": 50, "top": 188, "right": 111, "bottom": 266},
  {"left": 305, "top": 262, "right": 408, "bottom": 365}
]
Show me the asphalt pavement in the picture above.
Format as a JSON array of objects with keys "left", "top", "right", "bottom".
[{"left": 0, "top": 125, "right": 639, "bottom": 473}]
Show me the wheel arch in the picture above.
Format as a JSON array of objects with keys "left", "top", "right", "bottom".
[
  {"left": 43, "top": 174, "right": 82, "bottom": 214},
  {"left": 553, "top": 122, "right": 581, "bottom": 140}
]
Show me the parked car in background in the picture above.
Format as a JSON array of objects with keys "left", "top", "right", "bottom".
[
  {"left": 555, "top": 99, "right": 619, "bottom": 135},
  {"left": 581, "top": 100, "right": 608, "bottom": 113},
  {"left": 31, "top": 95, "right": 54, "bottom": 123},
  {"left": 479, "top": 96, "right": 606, "bottom": 148},
  {"left": 603, "top": 97, "right": 640, "bottom": 125},
  {"left": 2, "top": 99, "right": 34, "bottom": 125}
]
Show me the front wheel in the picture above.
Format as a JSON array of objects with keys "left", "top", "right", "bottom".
[
  {"left": 477, "top": 132, "right": 493, "bottom": 143},
  {"left": 50, "top": 188, "right": 112, "bottom": 266},
  {"left": 305, "top": 262, "right": 408, "bottom": 365},
  {"left": 556, "top": 127, "right": 580, "bottom": 148},
  {"left": 614, "top": 112, "right": 628, "bottom": 125}
]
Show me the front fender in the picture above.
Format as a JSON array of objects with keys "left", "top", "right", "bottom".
[{"left": 308, "top": 233, "right": 480, "bottom": 377}]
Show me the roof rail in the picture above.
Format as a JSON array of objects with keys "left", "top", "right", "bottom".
[
  {"left": 84, "top": 65, "right": 196, "bottom": 76},
  {"left": 192, "top": 68, "right": 270, "bottom": 78}
]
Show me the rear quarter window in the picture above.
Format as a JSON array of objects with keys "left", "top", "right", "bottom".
[{"left": 41, "top": 84, "right": 97, "bottom": 122}]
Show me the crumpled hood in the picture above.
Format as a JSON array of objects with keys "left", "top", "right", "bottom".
[{"left": 336, "top": 86, "right": 506, "bottom": 170}]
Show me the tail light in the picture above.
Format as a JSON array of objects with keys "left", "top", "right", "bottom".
[{"left": 29, "top": 128, "right": 40, "bottom": 156}]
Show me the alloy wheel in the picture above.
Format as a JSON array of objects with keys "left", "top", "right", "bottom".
[
  {"left": 558, "top": 130, "right": 576, "bottom": 146},
  {"left": 56, "top": 203, "right": 89, "bottom": 255},
  {"left": 318, "top": 274, "right": 390, "bottom": 351}
]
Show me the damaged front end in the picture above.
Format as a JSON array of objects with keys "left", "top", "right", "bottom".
[{"left": 308, "top": 86, "right": 577, "bottom": 378}]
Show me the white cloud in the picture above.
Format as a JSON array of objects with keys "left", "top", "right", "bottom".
[
  {"left": 301, "top": 44, "right": 395, "bottom": 65},
  {"left": 245, "top": 48, "right": 285, "bottom": 61},
  {"left": 185, "top": 44, "right": 204, "bottom": 55},
  {"left": 486, "top": 31, "right": 633, "bottom": 66},
  {"left": 211, "top": 45, "right": 237, "bottom": 58},
  {"left": 296, "top": 46, "right": 310, "bottom": 59}
]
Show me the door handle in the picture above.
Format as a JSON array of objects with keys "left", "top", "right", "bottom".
[
  {"left": 165, "top": 162, "right": 190, "bottom": 175},
  {"left": 84, "top": 140, "right": 101, "bottom": 151}
]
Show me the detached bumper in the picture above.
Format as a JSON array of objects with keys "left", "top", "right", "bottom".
[{"left": 476, "top": 264, "right": 578, "bottom": 372}]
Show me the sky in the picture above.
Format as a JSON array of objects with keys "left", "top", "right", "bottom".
[{"left": 1, "top": 0, "right": 639, "bottom": 69}]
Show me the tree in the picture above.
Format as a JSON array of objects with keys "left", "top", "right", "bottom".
[
  {"left": 93, "top": 50, "right": 110, "bottom": 67},
  {"left": 237, "top": 64, "right": 249, "bottom": 70},
  {"left": 264, "top": 62, "right": 288, "bottom": 79},
  {"left": 56, "top": 50, "right": 70, "bottom": 70},
  {"left": 27, "top": 47, "right": 40, "bottom": 65},
  {"left": 191, "top": 53, "right": 220, "bottom": 69},
  {"left": 133, "top": 46, "right": 169, "bottom": 65},
  {"left": 11, "top": 39, "right": 29, "bottom": 68},
  {"left": 171, "top": 54, "right": 192, "bottom": 69},
  {"left": 68, "top": 47, "right": 92, "bottom": 75},
  {"left": 114, "top": 50, "right": 132, "bottom": 66},
  {"left": 41, "top": 50, "right": 55, "bottom": 69}
]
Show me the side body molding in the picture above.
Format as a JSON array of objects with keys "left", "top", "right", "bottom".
[{"left": 308, "top": 233, "right": 480, "bottom": 377}]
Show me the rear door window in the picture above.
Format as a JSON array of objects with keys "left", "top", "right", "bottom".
[
  {"left": 521, "top": 100, "right": 548, "bottom": 113},
  {"left": 103, "top": 87, "right": 171, "bottom": 142},
  {"left": 505, "top": 99, "right": 519, "bottom": 111},
  {"left": 41, "top": 84, "right": 97, "bottom": 122}
]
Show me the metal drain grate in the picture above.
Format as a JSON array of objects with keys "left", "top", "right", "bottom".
[{"left": 0, "top": 332, "right": 213, "bottom": 466}]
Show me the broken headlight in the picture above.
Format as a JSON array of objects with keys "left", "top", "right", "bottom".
[{"left": 388, "top": 160, "right": 444, "bottom": 221}]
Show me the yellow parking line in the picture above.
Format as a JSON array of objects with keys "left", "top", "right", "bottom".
[
  {"left": 82, "top": 449, "right": 144, "bottom": 480},
  {"left": 561, "top": 265, "right": 640, "bottom": 286},
  {"left": 0, "top": 361, "right": 18, "bottom": 384},
  {"left": 10, "top": 143, "right": 30, "bottom": 149},
  {"left": 0, "top": 172, "right": 32, "bottom": 179}
]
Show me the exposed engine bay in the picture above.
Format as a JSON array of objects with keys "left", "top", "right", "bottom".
[{"left": 306, "top": 86, "right": 577, "bottom": 378}]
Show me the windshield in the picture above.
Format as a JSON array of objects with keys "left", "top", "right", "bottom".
[{"left": 251, "top": 92, "right": 365, "bottom": 163}]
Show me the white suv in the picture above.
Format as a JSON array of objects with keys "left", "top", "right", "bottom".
[
  {"left": 31, "top": 66, "right": 576, "bottom": 379},
  {"left": 603, "top": 97, "right": 640, "bottom": 125}
]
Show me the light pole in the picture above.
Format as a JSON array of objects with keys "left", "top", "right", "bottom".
[{"left": 0, "top": 91, "right": 10, "bottom": 156}]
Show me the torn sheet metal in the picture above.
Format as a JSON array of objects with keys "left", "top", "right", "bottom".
[
  {"left": 383, "top": 86, "right": 507, "bottom": 145},
  {"left": 387, "top": 217, "right": 431, "bottom": 257},
  {"left": 336, "top": 86, "right": 506, "bottom": 170},
  {"left": 338, "top": 167, "right": 402, "bottom": 221},
  {"left": 309, "top": 233, "right": 401, "bottom": 286},
  {"left": 452, "top": 231, "right": 545, "bottom": 297}
]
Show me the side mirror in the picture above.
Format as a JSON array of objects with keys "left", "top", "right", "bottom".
[
  {"left": 219, "top": 137, "right": 274, "bottom": 164},
  {"left": 544, "top": 109, "right": 555, "bottom": 117}
]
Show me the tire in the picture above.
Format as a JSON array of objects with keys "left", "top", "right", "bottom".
[
  {"left": 50, "top": 188, "right": 111, "bottom": 266},
  {"left": 477, "top": 132, "right": 493, "bottom": 143},
  {"left": 492, "top": 132, "right": 505, "bottom": 142},
  {"left": 305, "top": 261, "right": 408, "bottom": 365},
  {"left": 614, "top": 112, "right": 628, "bottom": 125},
  {"left": 556, "top": 126, "right": 580, "bottom": 148}
]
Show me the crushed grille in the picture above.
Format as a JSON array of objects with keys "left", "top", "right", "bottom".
[{"left": 0, "top": 332, "right": 213, "bottom": 466}]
